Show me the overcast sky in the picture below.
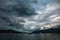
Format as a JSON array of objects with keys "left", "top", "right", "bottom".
[{"left": 0, "top": 0, "right": 60, "bottom": 32}]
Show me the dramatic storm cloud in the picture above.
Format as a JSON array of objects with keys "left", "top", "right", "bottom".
[{"left": 0, "top": 0, "right": 60, "bottom": 33}]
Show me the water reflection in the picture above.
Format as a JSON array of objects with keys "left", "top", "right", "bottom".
[{"left": 0, "top": 33, "right": 60, "bottom": 40}]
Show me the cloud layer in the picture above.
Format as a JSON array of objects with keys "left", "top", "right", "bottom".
[{"left": 0, "top": 0, "right": 60, "bottom": 33}]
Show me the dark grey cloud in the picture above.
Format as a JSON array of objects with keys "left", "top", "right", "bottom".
[{"left": 0, "top": 0, "right": 36, "bottom": 16}]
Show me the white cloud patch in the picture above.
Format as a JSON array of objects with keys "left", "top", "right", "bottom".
[{"left": 13, "top": 1, "right": 60, "bottom": 32}]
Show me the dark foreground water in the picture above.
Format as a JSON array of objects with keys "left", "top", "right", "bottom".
[{"left": 0, "top": 33, "right": 60, "bottom": 40}]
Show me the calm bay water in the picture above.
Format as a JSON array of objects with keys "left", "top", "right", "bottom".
[{"left": 0, "top": 33, "right": 60, "bottom": 40}]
